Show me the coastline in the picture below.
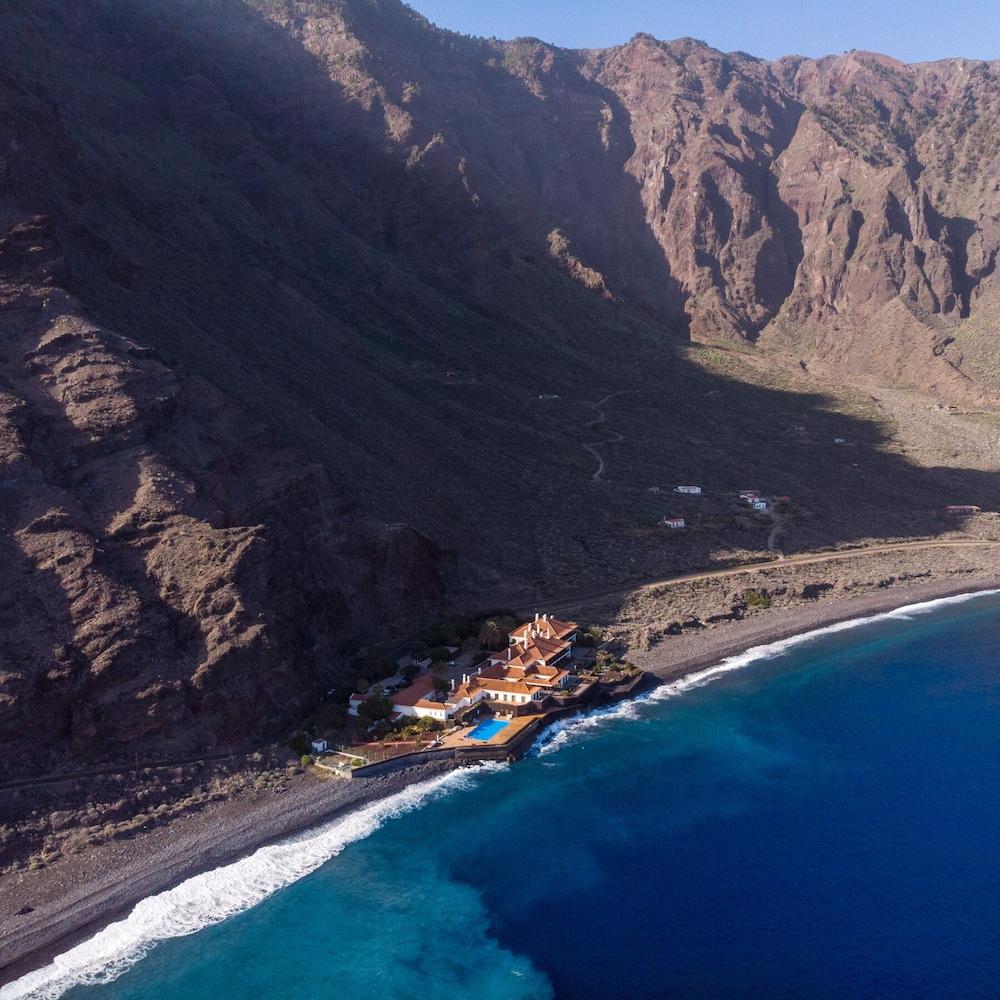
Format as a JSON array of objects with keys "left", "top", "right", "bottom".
[
  {"left": 3, "top": 574, "right": 999, "bottom": 992},
  {"left": 631, "top": 577, "right": 1000, "bottom": 684}
]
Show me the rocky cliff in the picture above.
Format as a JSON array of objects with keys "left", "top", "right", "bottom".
[{"left": 0, "top": 213, "right": 442, "bottom": 776}]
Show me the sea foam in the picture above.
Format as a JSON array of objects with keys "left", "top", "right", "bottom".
[
  {"left": 534, "top": 588, "right": 1000, "bottom": 756},
  {"left": 2, "top": 765, "right": 504, "bottom": 1000},
  {"left": 7, "top": 590, "right": 998, "bottom": 998}
]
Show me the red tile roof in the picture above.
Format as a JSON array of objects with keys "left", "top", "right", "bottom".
[
  {"left": 392, "top": 674, "right": 437, "bottom": 708},
  {"left": 476, "top": 677, "right": 533, "bottom": 695},
  {"left": 510, "top": 615, "right": 577, "bottom": 643}
]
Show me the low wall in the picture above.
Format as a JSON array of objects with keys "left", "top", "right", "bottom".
[{"left": 345, "top": 721, "right": 544, "bottom": 779}]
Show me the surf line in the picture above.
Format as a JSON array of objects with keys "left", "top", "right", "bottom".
[
  {"left": 8, "top": 589, "right": 999, "bottom": 1000},
  {"left": 533, "top": 587, "right": 1000, "bottom": 757},
  {"left": 1, "top": 765, "right": 507, "bottom": 1000}
]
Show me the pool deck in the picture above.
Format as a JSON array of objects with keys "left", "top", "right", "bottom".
[{"left": 439, "top": 714, "right": 539, "bottom": 750}]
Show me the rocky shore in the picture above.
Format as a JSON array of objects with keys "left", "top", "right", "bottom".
[{"left": 3, "top": 571, "right": 999, "bottom": 990}]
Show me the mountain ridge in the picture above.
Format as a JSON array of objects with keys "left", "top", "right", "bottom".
[{"left": 1, "top": 0, "right": 999, "bottom": 775}]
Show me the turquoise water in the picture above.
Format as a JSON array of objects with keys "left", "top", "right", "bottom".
[
  {"left": 467, "top": 719, "right": 510, "bottom": 741},
  {"left": 8, "top": 591, "right": 1000, "bottom": 1000}
]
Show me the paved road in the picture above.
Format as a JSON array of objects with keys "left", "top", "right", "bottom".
[{"left": 525, "top": 538, "right": 1000, "bottom": 616}]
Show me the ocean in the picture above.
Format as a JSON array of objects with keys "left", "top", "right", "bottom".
[{"left": 7, "top": 591, "right": 1000, "bottom": 1000}]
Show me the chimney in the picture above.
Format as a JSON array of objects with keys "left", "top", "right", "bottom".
[
  {"left": 450, "top": 678, "right": 456, "bottom": 691},
  {"left": 543, "top": 613, "right": 548, "bottom": 621}
]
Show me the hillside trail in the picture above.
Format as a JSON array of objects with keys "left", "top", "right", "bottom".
[{"left": 582, "top": 391, "right": 630, "bottom": 481}]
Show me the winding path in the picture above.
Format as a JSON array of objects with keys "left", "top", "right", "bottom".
[{"left": 582, "top": 391, "right": 629, "bottom": 481}]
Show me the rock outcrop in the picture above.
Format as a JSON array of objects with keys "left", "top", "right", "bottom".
[{"left": 0, "top": 214, "right": 442, "bottom": 776}]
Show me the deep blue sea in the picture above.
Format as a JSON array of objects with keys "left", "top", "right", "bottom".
[{"left": 8, "top": 591, "right": 1000, "bottom": 1000}]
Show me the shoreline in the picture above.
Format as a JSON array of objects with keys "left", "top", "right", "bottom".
[
  {"left": 3, "top": 574, "right": 999, "bottom": 991},
  {"left": 631, "top": 577, "right": 1000, "bottom": 685}
]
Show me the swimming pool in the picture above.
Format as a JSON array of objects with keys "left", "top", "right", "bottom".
[{"left": 466, "top": 718, "right": 510, "bottom": 741}]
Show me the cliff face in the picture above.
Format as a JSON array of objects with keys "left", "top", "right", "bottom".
[
  {"left": 578, "top": 41, "right": 1000, "bottom": 387},
  {"left": 0, "top": 214, "right": 442, "bottom": 775},
  {"left": 1, "top": 1, "right": 1000, "bottom": 772},
  {"left": 211, "top": 6, "right": 1000, "bottom": 396}
]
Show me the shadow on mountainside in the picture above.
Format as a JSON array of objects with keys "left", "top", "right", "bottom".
[{"left": 0, "top": 0, "right": 998, "bottom": 610}]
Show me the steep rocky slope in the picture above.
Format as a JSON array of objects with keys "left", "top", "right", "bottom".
[
  {"left": 1, "top": 0, "right": 999, "bottom": 773},
  {"left": 0, "top": 213, "right": 442, "bottom": 776}
]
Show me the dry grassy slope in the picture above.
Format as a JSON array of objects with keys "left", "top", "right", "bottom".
[{"left": 0, "top": 3, "right": 998, "bottom": 598}]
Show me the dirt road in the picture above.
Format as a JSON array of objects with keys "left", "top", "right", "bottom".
[{"left": 527, "top": 538, "right": 1000, "bottom": 616}]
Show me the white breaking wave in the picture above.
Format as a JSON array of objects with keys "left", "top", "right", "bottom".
[
  {"left": 535, "top": 588, "right": 1000, "bottom": 757},
  {"left": 7, "top": 590, "right": 998, "bottom": 998},
  {"left": 2, "top": 765, "right": 505, "bottom": 1000}
]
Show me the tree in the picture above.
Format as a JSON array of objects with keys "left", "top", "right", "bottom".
[
  {"left": 478, "top": 615, "right": 515, "bottom": 650},
  {"left": 427, "top": 645, "right": 452, "bottom": 664},
  {"left": 354, "top": 676, "right": 370, "bottom": 695},
  {"left": 358, "top": 695, "right": 393, "bottom": 726},
  {"left": 402, "top": 663, "right": 420, "bottom": 683},
  {"left": 431, "top": 673, "right": 451, "bottom": 697}
]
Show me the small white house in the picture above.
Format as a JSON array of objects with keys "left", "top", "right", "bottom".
[
  {"left": 310, "top": 739, "right": 328, "bottom": 754},
  {"left": 674, "top": 485, "right": 702, "bottom": 494},
  {"left": 750, "top": 499, "right": 768, "bottom": 511},
  {"left": 347, "top": 693, "right": 368, "bottom": 716},
  {"left": 663, "top": 516, "right": 686, "bottom": 529}
]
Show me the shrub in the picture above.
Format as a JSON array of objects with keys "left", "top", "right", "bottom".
[
  {"left": 594, "top": 649, "right": 618, "bottom": 674},
  {"left": 578, "top": 624, "right": 604, "bottom": 647},
  {"left": 288, "top": 732, "right": 311, "bottom": 757},
  {"left": 745, "top": 590, "right": 772, "bottom": 609},
  {"left": 307, "top": 703, "right": 346, "bottom": 732},
  {"left": 358, "top": 694, "right": 393, "bottom": 725},
  {"left": 422, "top": 624, "right": 460, "bottom": 647},
  {"left": 300, "top": 754, "right": 313, "bottom": 767}
]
